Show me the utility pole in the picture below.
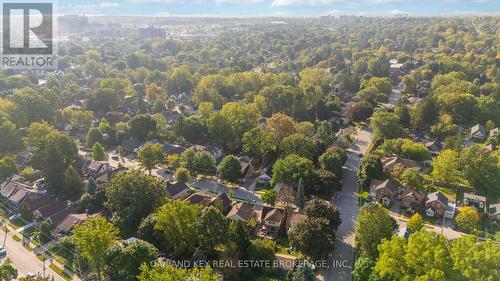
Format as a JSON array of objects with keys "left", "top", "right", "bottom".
[{"left": 2, "top": 219, "right": 6, "bottom": 248}]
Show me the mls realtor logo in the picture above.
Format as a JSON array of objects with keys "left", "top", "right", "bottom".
[{"left": 1, "top": 0, "right": 57, "bottom": 69}]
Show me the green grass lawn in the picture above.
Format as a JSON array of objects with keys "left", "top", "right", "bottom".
[
  {"left": 9, "top": 217, "right": 28, "bottom": 229},
  {"left": 49, "top": 244, "right": 76, "bottom": 269},
  {"left": 49, "top": 264, "right": 72, "bottom": 281}
]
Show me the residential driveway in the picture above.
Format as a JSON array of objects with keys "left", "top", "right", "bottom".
[{"left": 325, "top": 128, "right": 372, "bottom": 281}]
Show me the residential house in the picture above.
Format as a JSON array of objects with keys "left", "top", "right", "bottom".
[
  {"left": 165, "top": 181, "right": 191, "bottom": 200},
  {"left": 425, "top": 192, "right": 449, "bottom": 217},
  {"left": 488, "top": 203, "right": 500, "bottom": 221},
  {"left": 463, "top": 193, "right": 487, "bottom": 213},
  {"left": 52, "top": 213, "right": 90, "bottom": 237},
  {"left": 400, "top": 188, "right": 426, "bottom": 211},
  {"left": 74, "top": 155, "right": 92, "bottom": 175},
  {"left": 257, "top": 173, "right": 272, "bottom": 186},
  {"left": 226, "top": 202, "right": 254, "bottom": 223},
  {"left": 285, "top": 208, "right": 307, "bottom": 233},
  {"left": 163, "top": 144, "right": 185, "bottom": 155},
  {"left": 185, "top": 192, "right": 232, "bottom": 214},
  {"left": 85, "top": 161, "right": 112, "bottom": 179},
  {"left": 94, "top": 166, "right": 126, "bottom": 187},
  {"left": 470, "top": 124, "right": 486, "bottom": 141},
  {"left": 253, "top": 205, "right": 284, "bottom": 239},
  {"left": 33, "top": 200, "right": 69, "bottom": 222},
  {"left": 239, "top": 156, "right": 254, "bottom": 179},
  {"left": 425, "top": 140, "right": 443, "bottom": 156},
  {"left": 25, "top": 194, "right": 57, "bottom": 213},
  {"left": 382, "top": 157, "right": 422, "bottom": 173},
  {"left": 0, "top": 176, "right": 43, "bottom": 210},
  {"left": 369, "top": 179, "right": 399, "bottom": 206}
]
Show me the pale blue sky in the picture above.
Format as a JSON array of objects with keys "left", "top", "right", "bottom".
[{"left": 58, "top": 0, "right": 500, "bottom": 16}]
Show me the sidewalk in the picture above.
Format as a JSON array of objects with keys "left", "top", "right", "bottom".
[{"left": 3, "top": 220, "right": 80, "bottom": 281}]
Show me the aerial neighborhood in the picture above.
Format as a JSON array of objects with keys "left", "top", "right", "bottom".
[{"left": 0, "top": 11, "right": 499, "bottom": 281}]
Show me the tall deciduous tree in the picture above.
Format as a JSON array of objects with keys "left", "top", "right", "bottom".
[
  {"left": 62, "top": 165, "right": 83, "bottom": 200},
  {"left": 73, "top": 216, "right": 119, "bottom": 281},
  {"left": 105, "top": 170, "right": 165, "bottom": 236},
  {"left": 242, "top": 126, "right": 275, "bottom": 160},
  {"left": 137, "top": 143, "right": 165, "bottom": 175},
  {"left": 92, "top": 142, "right": 106, "bottom": 161},
  {"left": 154, "top": 200, "right": 202, "bottom": 257},
  {"left": 196, "top": 207, "right": 229, "bottom": 256},
  {"left": 105, "top": 239, "right": 158, "bottom": 281},
  {"left": 289, "top": 217, "right": 336, "bottom": 259},
  {"left": 355, "top": 204, "right": 397, "bottom": 259},
  {"left": 218, "top": 155, "right": 241, "bottom": 183}
]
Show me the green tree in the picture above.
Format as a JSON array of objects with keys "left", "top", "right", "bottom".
[
  {"left": 73, "top": 216, "right": 119, "bottom": 281},
  {"left": 271, "top": 154, "right": 314, "bottom": 190},
  {"left": 105, "top": 239, "right": 158, "bottom": 281},
  {"left": 0, "top": 117, "right": 20, "bottom": 153},
  {"left": 289, "top": 217, "right": 336, "bottom": 259},
  {"left": 407, "top": 213, "right": 424, "bottom": 232},
  {"left": 32, "top": 132, "right": 77, "bottom": 194},
  {"left": 355, "top": 204, "right": 397, "bottom": 259},
  {"left": 36, "top": 220, "right": 53, "bottom": 244},
  {"left": 128, "top": 114, "right": 157, "bottom": 141},
  {"left": 0, "top": 262, "right": 17, "bottom": 281},
  {"left": 229, "top": 220, "right": 250, "bottom": 256},
  {"left": 105, "top": 170, "right": 165, "bottom": 236},
  {"left": 137, "top": 143, "right": 164, "bottom": 175},
  {"left": 242, "top": 126, "right": 275, "bottom": 160},
  {"left": 154, "top": 200, "right": 202, "bottom": 257},
  {"left": 412, "top": 97, "right": 438, "bottom": 129},
  {"left": 296, "top": 179, "right": 305, "bottom": 209},
  {"left": 432, "top": 149, "right": 460, "bottom": 183},
  {"left": 304, "top": 198, "right": 341, "bottom": 232},
  {"left": 450, "top": 236, "right": 500, "bottom": 281},
  {"left": 400, "top": 168, "right": 424, "bottom": 190},
  {"left": 357, "top": 154, "right": 384, "bottom": 191},
  {"left": 0, "top": 155, "right": 16, "bottom": 179},
  {"left": 62, "top": 165, "right": 83, "bottom": 200},
  {"left": 196, "top": 207, "right": 229, "bottom": 255},
  {"left": 86, "top": 127, "right": 104, "bottom": 147},
  {"left": 459, "top": 144, "right": 500, "bottom": 199},
  {"left": 280, "top": 133, "right": 316, "bottom": 160},
  {"left": 290, "top": 264, "right": 315, "bottom": 281},
  {"left": 319, "top": 147, "right": 347, "bottom": 177},
  {"left": 353, "top": 256, "right": 375, "bottom": 281},
  {"left": 92, "top": 142, "right": 106, "bottom": 161},
  {"left": 218, "top": 155, "right": 241, "bottom": 183},
  {"left": 261, "top": 189, "right": 277, "bottom": 205},
  {"left": 139, "top": 264, "right": 219, "bottom": 281},
  {"left": 374, "top": 230, "right": 454, "bottom": 281},
  {"left": 175, "top": 167, "right": 190, "bottom": 182},
  {"left": 370, "top": 109, "right": 406, "bottom": 139},
  {"left": 455, "top": 206, "right": 480, "bottom": 234}
]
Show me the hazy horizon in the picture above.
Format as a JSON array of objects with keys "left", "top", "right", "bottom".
[{"left": 57, "top": 0, "right": 500, "bottom": 17}]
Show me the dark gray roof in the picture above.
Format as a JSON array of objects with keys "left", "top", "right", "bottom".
[
  {"left": 426, "top": 191, "right": 448, "bottom": 206},
  {"left": 166, "top": 181, "right": 188, "bottom": 197},
  {"left": 163, "top": 144, "right": 185, "bottom": 155}
]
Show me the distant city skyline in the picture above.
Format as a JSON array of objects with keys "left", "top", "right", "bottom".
[{"left": 58, "top": 0, "right": 500, "bottom": 17}]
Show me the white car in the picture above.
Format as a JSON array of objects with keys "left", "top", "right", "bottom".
[{"left": 8, "top": 214, "right": 20, "bottom": 221}]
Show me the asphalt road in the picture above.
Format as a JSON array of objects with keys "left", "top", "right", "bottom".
[
  {"left": 325, "top": 128, "right": 372, "bottom": 281},
  {"left": 2, "top": 229, "right": 65, "bottom": 281}
]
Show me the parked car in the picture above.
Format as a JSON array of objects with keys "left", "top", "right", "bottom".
[
  {"left": 8, "top": 214, "right": 20, "bottom": 221},
  {"left": 0, "top": 247, "right": 6, "bottom": 258}
]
